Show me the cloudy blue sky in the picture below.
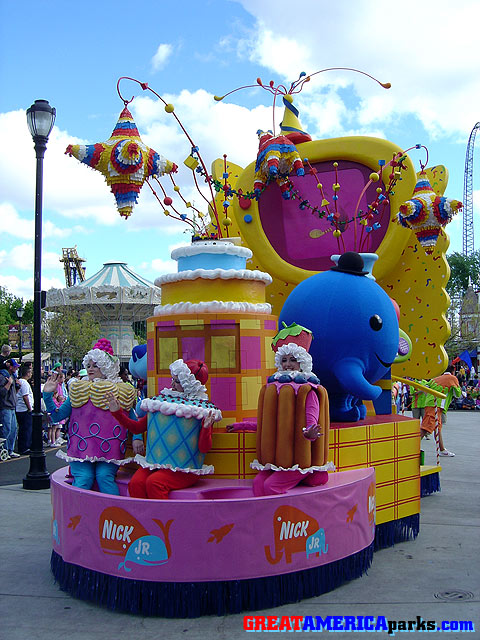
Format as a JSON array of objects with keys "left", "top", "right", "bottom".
[{"left": 1, "top": 0, "right": 478, "bottom": 300}]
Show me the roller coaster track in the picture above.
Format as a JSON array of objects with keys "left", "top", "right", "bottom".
[
  {"left": 60, "top": 246, "right": 86, "bottom": 287},
  {"left": 463, "top": 122, "right": 480, "bottom": 256}
]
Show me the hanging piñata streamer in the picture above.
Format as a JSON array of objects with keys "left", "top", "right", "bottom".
[
  {"left": 396, "top": 171, "right": 462, "bottom": 254},
  {"left": 65, "top": 107, "right": 177, "bottom": 218}
]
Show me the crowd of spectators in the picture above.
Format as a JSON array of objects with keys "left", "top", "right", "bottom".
[{"left": 1, "top": 349, "right": 137, "bottom": 461}]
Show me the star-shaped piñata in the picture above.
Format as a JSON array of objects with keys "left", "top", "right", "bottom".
[
  {"left": 65, "top": 107, "right": 177, "bottom": 218},
  {"left": 396, "top": 171, "right": 462, "bottom": 254}
]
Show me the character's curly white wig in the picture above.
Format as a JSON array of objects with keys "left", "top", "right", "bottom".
[
  {"left": 169, "top": 359, "right": 208, "bottom": 400},
  {"left": 274, "top": 343, "right": 313, "bottom": 375},
  {"left": 82, "top": 348, "right": 120, "bottom": 382}
]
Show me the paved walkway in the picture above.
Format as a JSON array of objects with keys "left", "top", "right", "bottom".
[
  {"left": 0, "top": 445, "right": 67, "bottom": 486},
  {"left": 0, "top": 411, "right": 478, "bottom": 639}
]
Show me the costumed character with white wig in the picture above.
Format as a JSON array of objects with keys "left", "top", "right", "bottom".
[
  {"left": 252, "top": 322, "right": 334, "bottom": 496},
  {"left": 107, "top": 359, "right": 222, "bottom": 499},
  {"left": 43, "top": 339, "right": 136, "bottom": 495}
]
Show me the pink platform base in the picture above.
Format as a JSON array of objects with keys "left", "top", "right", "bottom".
[{"left": 50, "top": 467, "right": 376, "bottom": 616}]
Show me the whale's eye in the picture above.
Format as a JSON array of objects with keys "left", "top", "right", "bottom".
[{"left": 369, "top": 315, "right": 383, "bottom": 331}]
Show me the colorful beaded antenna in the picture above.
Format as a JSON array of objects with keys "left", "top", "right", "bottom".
[
  {"left": 65, "top": 71, "right": 461, "bottom": 253},
  {"left": 213, "top": 68, "right": 461, "bottom": 253}
]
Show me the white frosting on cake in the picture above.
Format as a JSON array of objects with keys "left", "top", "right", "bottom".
[
  {"left": 155, "top": 268, "right": 272, "bottom": 286},
  {"left": 171, "top": 242, "right": 252, "bottom": 260},
  {"left": 154, "top": 301, "right": 272, "bottom": 315},
  {"left": 250, "top": 459, "right": 336, "bottom": 473},
  {"left": 140, "top": 396, "right": 223, "bottom": 421}
]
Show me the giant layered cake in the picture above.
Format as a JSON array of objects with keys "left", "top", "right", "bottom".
[
  {"left": 147, "top": 238, "right": 278, "bottom": 478},
  {"left": 154, "top": 239, "right": 272, "bottom": 315}
]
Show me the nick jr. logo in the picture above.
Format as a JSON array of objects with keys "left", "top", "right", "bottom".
[
  {"left": 265, "top": 505, "right": 320, "bottom": 564},
  {"left": 98, "top": 507, "right": 173, "bottom": 572}
]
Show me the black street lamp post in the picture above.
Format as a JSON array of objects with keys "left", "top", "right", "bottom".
[
  {"left": 23, "top": 100, "right": 56, "bottom": 490},
  {"left": 16, "top": 306, "right": 24, "bottom": 362}
]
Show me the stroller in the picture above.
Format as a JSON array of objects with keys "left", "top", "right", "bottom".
[{"left": 0, "top": 437, "right": 9, "bottom": 461}]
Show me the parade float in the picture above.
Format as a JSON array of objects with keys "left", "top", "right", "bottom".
[{"left": 50, "top": 69, "right": 461, "bottom": 616}]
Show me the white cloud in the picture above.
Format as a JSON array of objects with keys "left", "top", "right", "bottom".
[
  {"left": 152, "top": 43, "right": 173, "bottom": 71},
  {"left": 246, "top": 29, "right": 311, "bottom": 81},
  {"left": 72, "top": 225, "right": 90, "bottom": 235},
  {"left": 0, "top": 203, "right": 34, "bottom": 239},
  {"left": 132, "top": 90, "right": 276, "bottom": 172},
  {"left": 233, "top": 0, "right": 480, "bottom": 139},
  {"left": 0, "top": 273, "right": 64, "bottom": 301},
  {"left": 0, "top": 111, "right": 119, "bottom": 224},
  {"left": 0, "top": 203, "right": 71, "bottom": 240},
  {"left": 299, "top": 91, "right": 350, "bottom": 139},
  {"left": 137, "top": 239, "right": 192, "bottom": 277},
  {"left": 138, "top": 257, "right": 177, "bottom": 276},
  {"left": 44, "top": 221, "right": 71, "bottom": 239},
  {"left": 0, "top": 243, "right": 61, "bottom": 272}
]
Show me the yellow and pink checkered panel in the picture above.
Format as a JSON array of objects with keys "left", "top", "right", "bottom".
[{"left": 147, "top": 313, "right": 277, "bottom": 426}]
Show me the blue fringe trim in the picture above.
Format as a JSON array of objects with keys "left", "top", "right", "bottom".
[
  {"left": 421, "top": 472, "right": 441, "bottom": 497},
  {"left": 374, "top": 514, "right": 420, "bottom": 551},
  {"left": 51, "top": 544, "right": 374, "bottom": 617}
]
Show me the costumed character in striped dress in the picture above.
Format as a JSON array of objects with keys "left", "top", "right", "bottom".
[
  {"left": 252, "top": 323, "right": 334, "bottom": 496},
  {"left": 409, "top": 379, "right": 427, "bottom": 421},
  {"left": 420, "top": 366, "right": 461, "bottom": 457},
  {"left": 107, "top": 359, "right": 222, "bottom": 499},
  {"left": 43, "top": 339, "right": 136, "bottom": 494}
]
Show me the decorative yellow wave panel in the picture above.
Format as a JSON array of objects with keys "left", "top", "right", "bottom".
[{"left": 69, "top": 379, "right": 136, "bottom": 410}]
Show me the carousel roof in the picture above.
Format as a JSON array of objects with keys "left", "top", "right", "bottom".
[
  {"left": 79, "top": 262, "right": 155, "bottom": 289},
  {"left": 45, "top": 261, "right": 162, "bottom": 311}
]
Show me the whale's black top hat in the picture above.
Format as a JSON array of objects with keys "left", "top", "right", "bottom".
[{"left": 330, "top": 251, "right": 368, "bottom": 276}]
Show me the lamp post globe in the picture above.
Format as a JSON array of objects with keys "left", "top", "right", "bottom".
[
  {"left": 26, "top": 100, "right": 56, "bottom": 140},
  {"left": 23, "top": 100, "right": 55, "bottom": 490}
]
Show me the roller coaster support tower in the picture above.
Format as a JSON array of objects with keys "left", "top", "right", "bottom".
[{"left": 463, "top": 122, "right": 480, "bottom": 256}]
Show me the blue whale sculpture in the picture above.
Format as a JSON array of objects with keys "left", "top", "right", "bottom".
[{"left": 279, "top": 252, "right": 399, "bottom": 422}]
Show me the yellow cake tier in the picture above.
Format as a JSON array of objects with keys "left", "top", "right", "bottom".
[{"left": 161, "top": 277, "right": 267, "bottom": 305}]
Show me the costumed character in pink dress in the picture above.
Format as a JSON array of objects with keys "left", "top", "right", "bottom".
[
  {"left": 43, "top": 339, "right": 136, "bottom": 494},
  {"left": 252, "top": 323, "right": 334, "bottom": 496},
  {"left": 107, "top": 359, "right": 222, "bottom": 499}
]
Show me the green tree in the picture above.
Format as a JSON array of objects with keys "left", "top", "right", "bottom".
[
  {"left": 42, "top": 309, "right": 100, "bottom": 365},
  {"left": 133, "top": 320, "right": 147, "bottom": 345},
  {"left": 446, "top": 251, "right": 480, "bottom": 298},
  {"left": 0, "top": 296, "right": 10, "bottom": 346},
  {"left": 444, "top": 324, "right": 478, "bottom": 361},
  {"left": 22, "top": 300, "right": 34, "bottom": 325},
  {"left": 445, "top": 251, "right": 480, "bottom": 360}
]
